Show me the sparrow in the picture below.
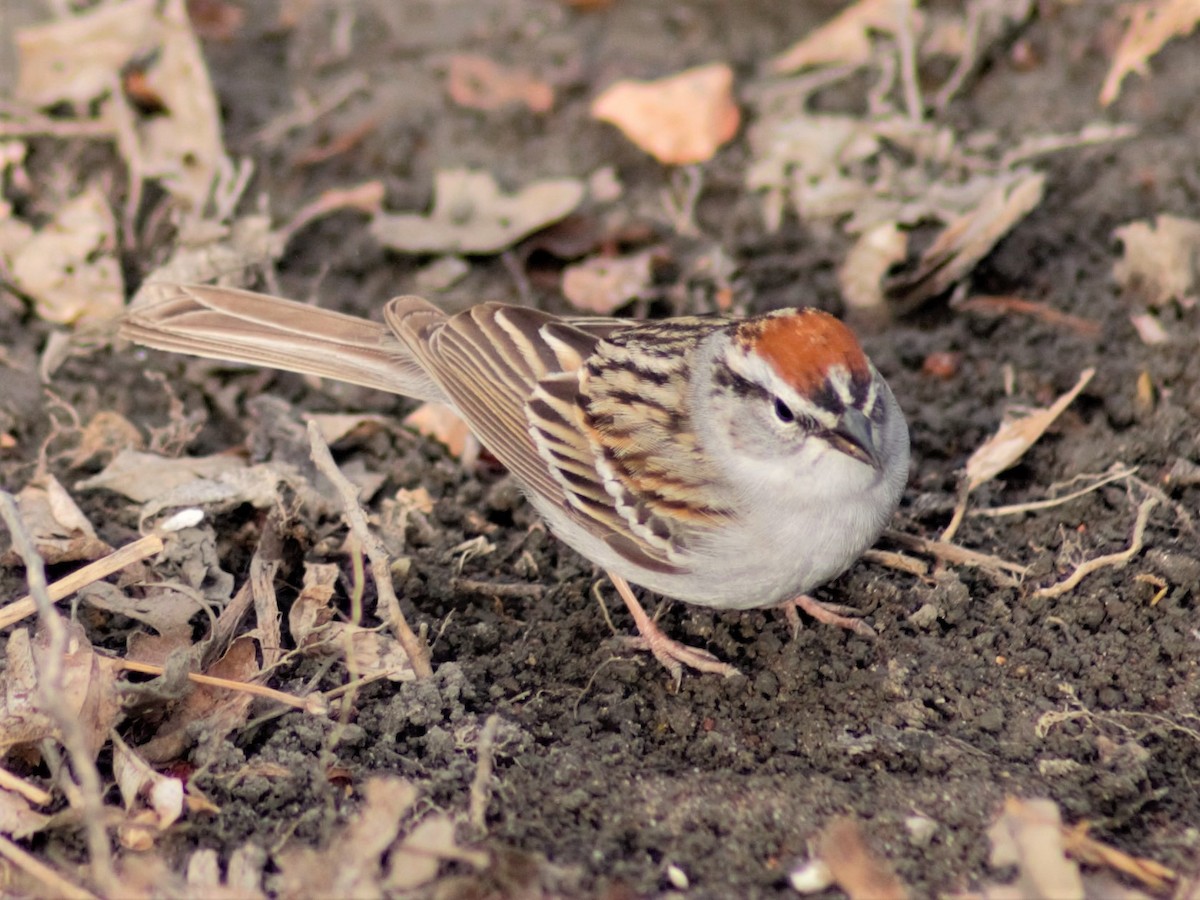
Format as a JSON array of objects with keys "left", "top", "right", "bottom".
[{"left": 122, "top": 283, "right": 909, "bottom": 683}]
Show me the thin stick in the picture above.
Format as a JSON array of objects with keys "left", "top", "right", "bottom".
[
  {"left": 1033, "top": 498, "right": 1157, "bottom": 599},
  {"left": 0, "top": 533, "right": 164, "bottom": 629},
  {"left": 0, "top": 766, "right": 52, "bottom": 806},
  {"left": 0, "top": 833, "right": 99, "bottom": 900},
  {"left": 451, "top": 577, "right": 545, "bottom": 600},
  {"left": 882, "top": 529, "right": 1028, "bottom": 578},
  {"left": 0, "top": 493, "right": 117, "bottom": 894},
  {"left": 111, "top": 658, "right": 325, "bottom": 713},
  {"left": 860, "top": 548, "right": 929, "bottom": 577},
  {"left": 970, "top": 465, "right": 1136, "bottom": 518},
  {"left": 306, "top": 421, "right": 433, "bottom": 678},
  {"left": 468, "top": 714, "right": 501, "bottom": 831}
]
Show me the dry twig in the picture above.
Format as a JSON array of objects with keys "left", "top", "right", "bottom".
[
  {"left": 306, "top": 421, "right": 433, "bottom": 678},
  {"left": 468, "top": 714, "right": 501, "bottom": 831},
  {"left": 0, "top": 492, "right": 117, "bottom": 894},
  {"left": 1033, "top": 497, "right": 1157, "bottom": 599}
]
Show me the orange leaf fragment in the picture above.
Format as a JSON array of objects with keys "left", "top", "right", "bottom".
[
  {"left": 591, "top": 63, "right": 739, "bottom": 165},
  {"left": 1100, "top": 0, "right": 1200, "bottom": 106},
  {"left": 446, "top": 54, "right": 554, "bottom": 114},
  {"left": 404, "top": 403, "right": 473, "bottom": 461}
]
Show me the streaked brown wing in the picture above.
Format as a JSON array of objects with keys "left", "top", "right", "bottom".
[
  {"left": 386, "top": 299, "right": 737, "bottom": 574},
  {"left": 385, "top": 297, "right": 590, "bottom": 522},
  {"left": 577, "top": 319, "right": 739, "bottom": 563}
]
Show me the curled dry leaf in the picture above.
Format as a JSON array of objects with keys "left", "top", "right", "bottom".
[
  {"left": 888, "top": 171, "right": 1046, "bottom": 312},
  {"left": 9, "top": 184, "right": 123, "bottom": 326},
  {"left": 839, "top": 221, "right": 907, "bottom": 315},
  {"left": 275, "top": 776, "right": 470, "bottom": 897},
  {"left": 561, "top": 250, "right": 655, "bottom": 314},
  {"left": 289, "top": 563, "right": 416, "bottom": 681},
  {"left": 371, "top": 168, "right": 584, "bottom": 255},
  {"left": 965, "top": 368, "right": 1095, "bottom": 492},
  {"left": 0, "top": 623, "right": 124, "bottom": 760},
  {"left": 68, "top": 410, "right": 145, "bottom": 468},
  {"left": 987, "top": 797, "right": 1084, "bottom": 899},
  {"left": 770, "top": 0, "right": 909, "bottom": 73},
  {"left": 1100, "top": 0, "right": 1200, "bottom": 106},
  {"left": 446, "top": 54, "right": 555, "bottom": 113},
  {"left": 591, "top": 63, "right": 740, "bottom": 165},
  {"left": 1112, "top": 214, "right": 1200, "bottom": 308},
  {"left": 5, "top": 474, "right": 111, "bottom": 565},
  {"left": 816, "top": 816, "right": 909, "bottom": 900},
  {"left": 113, "top": 733, "right": 184, "bottom": 850}
]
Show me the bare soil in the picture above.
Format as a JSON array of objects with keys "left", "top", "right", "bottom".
[{"left": 4, "top": 1, "right": 1199, "bottom": 897}]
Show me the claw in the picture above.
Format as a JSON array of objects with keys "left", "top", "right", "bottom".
[{"left": 608, "top": 573, "right": 741, "bottom": 687}]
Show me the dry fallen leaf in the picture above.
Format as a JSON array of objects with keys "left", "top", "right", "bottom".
[
  {"left": 839, "top": 221, "right": 907, "bottom": 315},
  {"left": 9, "top": 183, "right": 123, "bottom": 326},
  {"left": 1100, "top": 0, "right": 1200, "bottom": 106},
  {"left": 275, "top": 777, "right": 416, "bottom": 896},
  {"left": 0, "top": 623, "right": 124, "bottom": 760},
  {"left": 68, "top": 410, "right": 145, "bottom": 468},
  {"left": 16, "top": 0, "right": 231, "bottom": 211},
  {"left": 289, "top": 563, "right": 416, "bottom": 681},
  {"left": 138, "top": 634, "right": 261, "bottom": 764},
  {"left": 446, "top": 54, "right": 554, "bottom": 113},
  {"left": 113, "top": 733, "right": 185, "bottom": 850},
  {"left": 965, "top": 368, "right": 1095, "bottom": 492},
  {"left": 561, "top": 250, "right": 655, "bottom": 314},
  {"left": 371, "top": 168, "right": 584, "bottom": 254},
  {"left": 816, "top": 816, "right": 909, "bottom": 900},
  {"left": 0, "top": 787, "right": 52, "bottom": 840},
  {"left": 770, "top": 0, "right": 909, "bottom": 73},
  {"left": 987, "top": 797, "right": 1084, "bottom": 899},
  {"left": 888, "top": 171, "right": 1046, "bottom": 312},
  {"left": 4, "top": 474, "right": 111, "bottom": 565},
  {"left": 1112, "top": 214, "right": 1200, "bottom": 308},
  {"left": 403, "top": 403, "right": 474, "bottom": 460},
  {"left": 591, "top": 63, "right": 740, "bottom": 165}
]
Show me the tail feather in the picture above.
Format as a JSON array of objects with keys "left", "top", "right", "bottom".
[{"left": 121, "top": 283, "right": 446, "bottom": 403}]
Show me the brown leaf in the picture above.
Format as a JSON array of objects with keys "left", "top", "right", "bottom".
[
  {"left": 965, "top": 368, "right": 1094, "bottom": 492},
  {"left": 770, "top": 0, "right": 907, "bottom": 73},
  {"left": 0, "top": 787, "right": 52, "bottom": 839},
  {"left": 138, "top": 635, "right": 261, "bottom": 764},
  {"left": 403, "top": 403, "right": 474, "bottom": 460},
  {"left": 888, "top": 171, "right": 1045, "bottom": 312},
  {"left": 1100, "top": 0, "right": 1200, "bottom": 106},
  {"left": 561, "top": 251, "right": 654, "bottom": 314},
  {"left": 113, "top": 733, "right": 184, "bottom": 850},
  {"left": 4, "top": 475, "right": 110, "bottom": 566},
  {"left": 446, "top": 54, "right": 554, "bottom": 113},
  {"left": 68, "top": 410, "right": 145, "bottom": 468},
  {"left": 817, "top": 816, "right": 908, "bottom": 900},
  {"left": 371, "top": 169, "right": 584, "bottom": 254},
  {"left": 987, "top": 797, "right": 1084, "bottom": 899},
  {"left": 9, "top": 184, "right": 123, "bottom": 326},
  {"left": 591, "top": 63, "right": 740, "bottom": 165},
  {"left": 1112, "top": 214, "right": 1200, "bottom": 308}
]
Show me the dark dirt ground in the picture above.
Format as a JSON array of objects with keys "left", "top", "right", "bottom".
[{"left": 3, "top": 1, "right": 1200, "bottom": 897}]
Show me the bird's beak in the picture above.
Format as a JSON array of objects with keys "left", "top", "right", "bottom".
[{"left": 829, "top": 407, "right": 882, "bottom": 471}]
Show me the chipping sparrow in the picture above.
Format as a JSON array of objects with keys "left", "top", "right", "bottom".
[{"left": 122, "top": 284, "right": 909, "bottom": 683}]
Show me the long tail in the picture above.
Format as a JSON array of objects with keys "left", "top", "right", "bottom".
[{"left": 120, "top": 283, "right": 446, "bottom": 403}]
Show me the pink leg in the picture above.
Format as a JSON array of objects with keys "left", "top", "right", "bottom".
[
  {"left": 609, "top": 573, "right": 740, "bottom": 687},
  {"left": 780, "top": 594, "right": 876, "bottom": 639}
]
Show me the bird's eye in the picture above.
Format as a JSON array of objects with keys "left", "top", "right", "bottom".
[{"left": 773, "top": 397, "right": 795, "bottom": 423}]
